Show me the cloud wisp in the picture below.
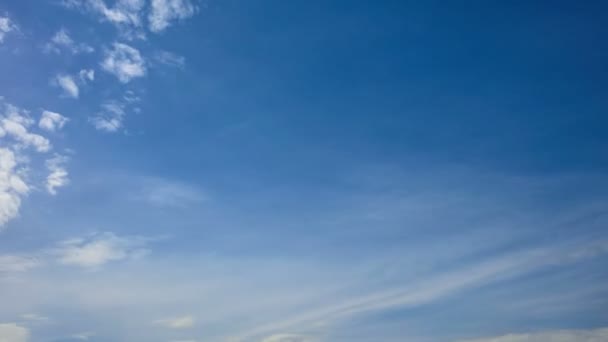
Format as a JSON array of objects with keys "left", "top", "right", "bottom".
[
  {"left": 53, "top": 74, "right": 80, "bottom": 99},
  {"left": 55, "top": 232, "right": 151, "bottom": 269},
  {"left": 459, "top": 327, "right": 608, "bottom": 342},
  {"left": 101, "top": 42, "right": 146, "bottom": 83},
  {"left": 148, "top": 0, "right": 197, "bottom": 33},
  {"left": 44, "top": 28, "right": 94, "bottom": 54},
  {"left": 0, "top": 15, "right": 17, "bottom": 43}
]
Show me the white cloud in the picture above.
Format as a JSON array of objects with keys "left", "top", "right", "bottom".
[
  {"left": 53, "top": 74, "right": 80, "bottom": 98},
  {"left": 101, "top": 42, "right": 146, "bottom": 83},
  {"left": 0, "top": 106, "right": 51, "bottom": 152},
  {"left": 45, "top": 154, "right": 69, "bottom": 195},
  {"left": 0, "top": 16, "right": 17, "bottom": 43},
  {"left": 459, "top": 327, "right": 608, "bottom": 342},
  {"left": 231, "top": 240, "right": 608, "bottom": 341},
  {"left": 39, "top": 110, "right": 69, "bottom": 132},
  {"left": 56, "top": 232, "right": 150, "bottom": 268},
  {"left": 0, "top": 100, "right": 57, "bottom": 228},
  {"left": 0, "top": 255, "right": 39, "bottom": 273},
  {"left": 79, "top": 69, "right": 95, "bottom": 83},
  {"left": 0, "top": 323, "right": 29, "bottom": 342},
  {"left": 154, "top": 50, "right": 185, "bottom": 68},
  {"left": 137, "top": 178, "right": 205, "bottom": 208},
  {"left": 89, "top": 101, "right": 126, "bottom": 132},
  {"left": 149, "top": 0, "right": 197, "bottom": 33},
  {"left": 0, "top": 149, "right": 27, "bottom": 227},
  {"left": 44, "top": 29, "right": 94, "bottom": 54},
  {"left": 261, "top": 334, "right": 314, "bottom": 342},
  {"left": 63, "top": 0, "right": 146, "bottom": 39},
  {"left": 155, "top": 315, "right": 195, "bottom": 329},
  {"left": 70, "top": 332, "right": 95, "bottom": 340},
  {"left": 20, "top": 314, "right": 49, "bottom": 322}
]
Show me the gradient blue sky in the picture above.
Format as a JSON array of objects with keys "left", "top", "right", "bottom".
[{"left": 0, "top": 1, "right": 607, "bottom": 341}]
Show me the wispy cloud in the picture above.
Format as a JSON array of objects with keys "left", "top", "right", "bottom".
[
  {"left": 89, "top": 100, "right": 126, "bottom": 132},
  {"left": 0, "top": 255, "right": 40, "bottom": 273},
  {"left": 44, "top": 28, "right": 94, "bottom": 54},
  {"left": 149, "top": 0, "right": 197, "bottom": 33},
  {"left": 154, "top": 50, "right": 185, "bottom": 68},
  {"left": 459, "top": 327, "right": 608, "bottom": 342},
  {"left": 101, "top": 42, "right": 146, "bottom": 83},
  {"left": 0, "top": 15, "right": 17, "bottom": 43},
  {"left": 78, "top": 69, "right": 95, "bottom": 83},
  {"left": 20, "top": 313, "right": 49, "bottom": 322},
  {"left": 55, "top": 232, "right": 151, "bottom": 268},
  {"left": 260, "top": 334, "right": 316, "bottom": 342},
  {"left": 53, "top": 74, "right": 80, "bottom": 98},
  {"left": 63, "top": 0, "right": 146, "bottom": 39},
  {"left": 155, "top": 315, "right": 195, "bottom": 329},
  {"left": 45, "top": 154, "right": 70, "bottom": 195},
  {"left": 231, "top": 239, "right": 608, "bottom": 341},
  {"left": 136, "top": 178, "right": 205, "bottom": 208}
]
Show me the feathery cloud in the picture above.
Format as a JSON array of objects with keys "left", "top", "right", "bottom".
[
  {"left": 459, "top": 327, "right": 608, "bottom": 342},
  {"left": 154, "top": 50, "right": 185, "bottom": 68}
]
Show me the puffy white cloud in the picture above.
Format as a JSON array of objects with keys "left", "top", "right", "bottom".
[
  {"left": 45, "top": 154, "right": 69, "bottom": 195},
  {"left": 459, "top": 327, "right": 608, "bottom": 342},
  {"left": 53, "top": 74, "right": 80, "bottom": 98},
  {"left": 155, "top": 315, "right": 195, "bottom": 329},
  {"left": 149, "top": 0, "right": 197, "bottom": 33},
  {"left": 44, "top": 29, "right": 94, "bottom": 54},
  {"left": 0, "top": 255, "right": 40, "bottom": 273},
  {"left": 89, "top": 101, "right": 126, "bottom": 132},
  {"left": 0, "top": 323, "right": 29, "bottom": 342},
  {"left": 39, "top": 110, "right": 69, "bottom": 132},
  {"left": 0, "top": 106, "right": 51, "bottom": 152},
  {"left": 0, "top": 16, "right": 17, "bottom": 43},
  {"left": 0, "top": 148, "right": 27, "bottom": 227},
  {"left": 101, "top": 43, "right": 146, "bottom": 83},
  {"left": 56, "top": 232, "right": 150, "bottom": 268},
  {"left": 79, "top": 69, "right": 95, "bottom": 82},
  {"left": 0, "top": 100, "right": 59, "bottom": 228}
]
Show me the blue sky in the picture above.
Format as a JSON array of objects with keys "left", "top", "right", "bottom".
[{"left": 0, "top": 1, "right": 607, "bottom": 341}]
